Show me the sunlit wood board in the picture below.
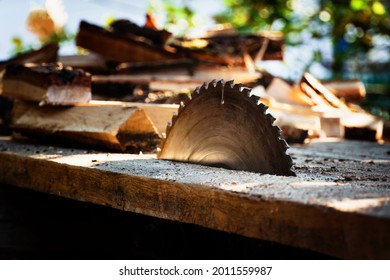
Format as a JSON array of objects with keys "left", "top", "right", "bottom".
[{"left": 0, "top": 137, "right": 389, "bottom": 259}]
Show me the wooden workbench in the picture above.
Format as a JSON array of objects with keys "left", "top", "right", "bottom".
[{"left": 0, "top": 137, "right": 389, "bottom": 259}]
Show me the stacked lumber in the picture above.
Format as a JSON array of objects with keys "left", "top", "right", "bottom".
[
  {"left": 11, "top": 101, "right": 160, "bottom": 152},
  {"left": 75, "top": 20, "right": 182, "bottom": 64},
  {"left": 1, "top": 14, "right": 385, "bottom": 149},
  {"left": 75, "top": 19, "right": 283, "bottom": 67},
  {"left": 0, "top": 43, "right": 59, "bottom": 73},
  {"left": 253, "top": 73, "right": 384, "bottom": 142},
  {"left": 0, "top": 44, "right": 59, "bottom": 135},
  {"left": 1, "top": 62, "right": 160, "bottom": 152},
  {"left": 2, "top": 63, "right": 91, "bottom": 105}
]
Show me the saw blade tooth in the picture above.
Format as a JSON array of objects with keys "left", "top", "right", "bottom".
[
  {"left": 195, "top": 86, "right": 201, "bottom": 94},
  {"left": 179, "top": 101, "right": 185, "bottom": 112},
  {"left": 210, "top": 79, "right": 217, "bottom": 88},
  {"left": 286, "top": 153, "right": 294, "bottom": 166},
  {"left": 266, "top": 113, "right": 276, "bottom": 124},
  {"left": 165, "top": 122, "right": 172, "bottom": 136},
  {"left": 233, "top": 83, "right": 243, "bottom": 92},
  {"left": 161, "top": 132, "right": 166, "bottom": 139},
  {"left": 172, "top": 111, "right": 178, "bottom": 123},
  {"left": 226, "top": 80, "right": 235, "bottom": 88},
  {"left": 258, "top": 102, "right": 269, "bottom": 112},
  {"left": 199, "top": 82, "right": 209, "bottom": 94},
  {"left": 242, "top": 87, "right": 252, "bottom": 97},
  {"left": 273, "top": 125, "right": 282, "bottom": 137},
  {"left": 249, "top": 95, "right": 259, "bottom": 105},
  {"left": 190, "top": 90, "right": 199, "bottom": 99},
  {"left": 217, "top": 79, "right": 225, "bottom": 87},
  {"left": 279, "top": 137, "right": 290, "bottom": 150}
]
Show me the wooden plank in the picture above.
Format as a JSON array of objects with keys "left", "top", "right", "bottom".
[
  {"left": 59, "top": 54, "right": 108, "bottom": 74},
  {"left": 0, "top": 43, "right": 58, "bottom": 72},
  {"left": 79, "top": 101, "right": 178, "bottom": 135},
  {"left": 0, "top": 182, "right": 329, "bottom": 259},
  {"left": 11, "top": 102, "right": 160, "bottom": 151},
  {"left": 0, "top": 138, "right": 389, "bottom": 258},
  {"left": 76, "top": 21, "right": 182, "bottom": 63}
]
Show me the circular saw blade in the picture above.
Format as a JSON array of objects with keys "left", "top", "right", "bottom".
[{"left": 157, "top": 80, "right": 295, "bottom": 176}]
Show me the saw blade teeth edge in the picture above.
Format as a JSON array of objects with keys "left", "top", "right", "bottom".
[
  {"left": 266, "top": 113, "right": 276, "bottom": 124},
  {"left": 258, "top": 103, "right": 268, "bottom": 112},
  {"left": 210, "top": 79, "right": 217, "bottom": 88},
  {"left": 233, "top": 83, "right": 243, "bottom": 92},
  {"left": 217, "top": 79, "right": 225, "bottom": 87},
  {"left": 272, "top": 125, "right": 282, "bottom": 137},
  {"left": 226, "top": 80, "right": 235, "bottom": 88},
  {"left": 249, "top": 95, "right": 259, "bottom": 105},
  {"left": 172, "top": 111, "right": 178, "bottom": 124},
  {"left": 279, "top": 137, "right": 289, "bottom": 150},
  {"left": 190, "top": 89, "right": 200, "bottom": 99},
  {"left": 242, "top": 88, "right": 251, "bottom": 97},
  {"left": 179, "top": 101, "right": 185, "bottom": 113},
  {"left": 165, "top": 123, "right": 172, "bottom": 137}
]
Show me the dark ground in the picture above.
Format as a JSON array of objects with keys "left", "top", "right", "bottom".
[{"left": 0, "top": 183, "right": 333, "bottom": 260}]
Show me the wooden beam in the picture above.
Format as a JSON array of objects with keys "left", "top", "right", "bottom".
[
  {"left": 76, "top": 21, "right": 182, "bottom": 63},
  {"left": 0, "top": 138, "right": 389, "bottom": 259},
  {"left": 0, "top": 43, "right": 58, "bottom": 72},
  {"left": 83, "top": 101, "right": 178, "bottom": 135},
  {"left": 11, "top": 101, "right": 160, "bottom": 151}
]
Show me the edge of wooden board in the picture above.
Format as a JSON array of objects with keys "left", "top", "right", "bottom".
[{"left": 0, "top": 149, "right": 389, "bottom": 259}]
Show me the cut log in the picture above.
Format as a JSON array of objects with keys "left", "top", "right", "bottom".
[
  {"left": 92, "top": 67, "right": 261, "bottom": 100},
  {"left": 76, "top": 21, "right": 182, "bottom": 63},
  {"left": 265, "top": 78, "right": 315, "bottom": 106},
  {"left": 172, "top": 32, "right": 284, "bottom": 66},
  {"left": 115, "top": 59, "right": 196, "bottom": 75},
  {"left": 2, "top": 63, "right": 91, "bottom": 105},
  {"left": 87, "top": 100, "right": 179, "bottom": 136},
  {"left": 110, "top": 19, "right": 172, "bottom": 46},
  {"left": 59, "top": 53, "right": 108, "bottom": 74},
  {"left": 300, "top": 73, "right": 349, "bottom": 110},
  {"left": 11, "top": 101, "right": 160, "bottom": 152},
  {"left": 0, "top": 43, "right": 58, "bottom": 72},
  {"left": 323, "top": 79, "right": 366, "bottom": 102}
]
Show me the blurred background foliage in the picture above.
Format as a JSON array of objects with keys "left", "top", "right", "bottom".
[
  {"left": 7, "top": 0, "right": 390, "bottom": 118},
  {"left": 151, "top": 0, "right": 390, "bottom": 118},
  {"left": 216, "top": 0, "right": 390, "bottom": 78},
  {"left": 217, "top": 0, "right": 390, "bottom": 119}
]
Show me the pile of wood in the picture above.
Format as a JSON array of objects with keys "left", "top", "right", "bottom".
[
  {"left": 257, "top": 73, "right": 385, "bottom": 142},
  {"left": 0, "top": 15, "right": 388, "bottom": 152},
  {"left": 0, "top": 61, "right": 161, "bottom": 152}
]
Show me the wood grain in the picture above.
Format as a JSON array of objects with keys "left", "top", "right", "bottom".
[
  {"left": 11, "top": 102, "right": 160, "bottom": 151},
  {"left": 0, "top": 138, "right": 389, "bottom": 258}
]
